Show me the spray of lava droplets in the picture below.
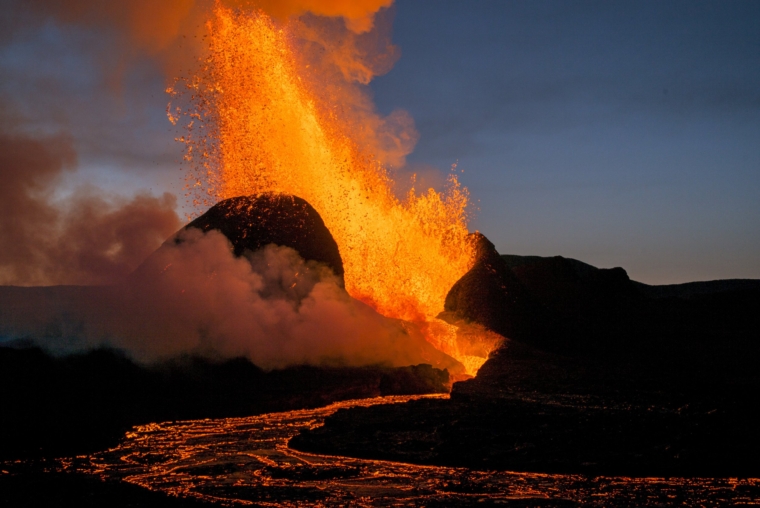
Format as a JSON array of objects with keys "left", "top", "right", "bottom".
[{"left": 169, "top": 5, "right": 501, "bottom": 375}]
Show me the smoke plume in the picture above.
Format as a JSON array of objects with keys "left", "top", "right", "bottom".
[
  {"left": 0, "top": 125, "right": 181, "bottom": 286},
  {"left": 0, "top": 229, "right": 457, "bottom": 370},
  {"left": 0, "top": 122, "right": 455, "bottom": 370},
  {"left": 6, "top": 0, "right": 416, "bottom": 170},
  {"left": 0, "top": 0, "right": 467, "bottom": 371},
  {"left": 11, "top": 0, "right": 393, "bottom": 53},
  {"left": 289, "top": 8, "right": 419, "bottom": 168}
]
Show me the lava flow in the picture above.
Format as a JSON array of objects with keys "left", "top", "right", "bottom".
[{"left": 171, "top": 5, "right": 500, "bottom": 374}]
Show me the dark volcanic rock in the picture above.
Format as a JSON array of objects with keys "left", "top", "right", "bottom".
[
  {"left": 501, "top": 254, "right": 760, "bottom": 364},
  {"left": 505, "top": 255, "right": 637, "bottom": 314},
  {"left": 441, "top": 233, "right": 551, "bottom": 345},
  {"left": 506, "top": 255, "right": 645, "bottom": 354},
  {"left": 183, "top": 193, "right": 344, "bottom": 280},
  {"left": 291, "top": 252, "right": 760, "bottom": 478},
  {"left": 291, "top": 386, "right": 760, "bottom": 477},
  {"left": 633, "top": 278, "right": 760, "bottom": 299},
  {"left": 291, "top": 339, "right": 760, "bottom": 477},
  {"left": 0, "top": 346, "right": 449, "bottom": 461},
  {"left": 0, "top": 466, "right": 214, "bottom": 507},
  {"left": 446, "top": 246, "right": 647, "bottom": 354},
  {"left": 450, "top": 249, "right": 760, "bottom": 361}
]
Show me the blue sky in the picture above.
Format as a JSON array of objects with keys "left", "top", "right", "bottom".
[
  {"left": 1, "top": 0, "right": 758, "bottom": 284},
  {"left": 373, "top": 0, "right": 759, "bottom": 283}
]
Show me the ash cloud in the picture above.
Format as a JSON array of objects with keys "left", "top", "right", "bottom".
[
  {"left": 6, "top": 0, "right": 394, "bottom": 57},
  {"left": 0, "top": 124, "right": 454, "bottom": 370},
  {"left": 3, "top": 0, "right": 417, "bottom": 171},
  {"left": 0, "top": 126, "right": 181, "bottom": 286},
  {"left": 290, "top": 6, "right": 419, "bottom": 168},
  {"left": 0, "top": 229, "right": 453, "bottom": 370}
]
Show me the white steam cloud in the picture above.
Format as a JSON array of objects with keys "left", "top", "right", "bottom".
[{"left": 0, "top": 229, "right": 457, "bottom": 370}]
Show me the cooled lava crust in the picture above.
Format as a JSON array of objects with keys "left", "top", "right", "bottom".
[
  {"left": 183, "top": 193, "right": 345, "bottom": 281},
  {"left": 442, "top": 232, "right": 551, "bottom": 344}
]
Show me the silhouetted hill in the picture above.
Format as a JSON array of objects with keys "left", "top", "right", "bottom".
[
  {"left": 292, "top": 247, "right": 760, "bottom": 477},
  {"left": 441, "top": 234, "right": 552, "bottom": 345},
  {"left": 189, "top": 193, "right": 344, "bottom": 278},
  {"left": 501, "top": 253, "right": 596, "bottom": 273},
  {"left": 481, "top": 253, "right": 760, "bottom": 369},
  {"left": 503, "top": 253, "right": 760, "bottom": 299},
  {"left": 633, "top": 278, "right": 760, "bottom": 299},
  {"left": 459, "top": 250, "right": 760, "bottom": 398},
  {"left": 137, "top": 193, "right": 345, "bottom": 282}
]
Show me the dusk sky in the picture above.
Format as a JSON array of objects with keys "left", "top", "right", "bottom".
[{"left": 1, "top": 0, "right": 758, "bottom": 285}]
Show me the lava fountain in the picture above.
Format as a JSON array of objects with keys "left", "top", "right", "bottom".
[{"left": 170, "top": 5, "right": 501, "bottom": 374}]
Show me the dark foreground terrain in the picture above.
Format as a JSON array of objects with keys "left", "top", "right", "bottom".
[
  {"left": 292, "top": 340, "right": 760, "bottom": 477},
  {"left": 2, "top": 198, "right": 759, "bottom": 503},
  {"left": 0, "top": 462, "right": 216, "bottom": 508},
  {"left": 0, "top": 347, "right": 448, "bottom": 506},
  {"left": 0, "top": 346, "right": 448, "bottom": 461},
  {"left": 292, "top": 252, "right": 760, "bottom": 478}
]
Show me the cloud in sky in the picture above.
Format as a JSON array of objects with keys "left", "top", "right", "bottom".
[
  {"left": 0, "top": 1, "right": 403, "bottom": 286},
  {"left": 0, "top": 13, "right": 180, "bottom": 285},
  {"left": 0, "top": 123, "right": 181, "bottom": 286},
  {"left": 0, "top": 0, "right": 412, "bottom": 200},
  {"left": 7, "top": 0, "right": 393, "bottom": 49},
  {"left": 0, "top": 1, "right": 460, "bottom": 371}
]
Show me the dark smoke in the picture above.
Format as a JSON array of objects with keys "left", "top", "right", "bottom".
[{"left": 0, "top": 125, "right": 181, "bottom": 286}]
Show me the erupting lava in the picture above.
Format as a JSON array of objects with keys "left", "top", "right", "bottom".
[{"left": 171, "top": 5, "right": 500, "bottom": 374}]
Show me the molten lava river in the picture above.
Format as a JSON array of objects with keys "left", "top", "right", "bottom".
[{"left": 57, "top": 395, "right": 758, "bottom": 507}]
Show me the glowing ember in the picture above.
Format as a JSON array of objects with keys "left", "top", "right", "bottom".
[{"left": 171, "top": 6, "right": 500, "bottom": 374}]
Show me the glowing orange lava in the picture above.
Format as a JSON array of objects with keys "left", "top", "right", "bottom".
[{"left": 172, "top": 6, "right": 500, "bottom": 374}]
